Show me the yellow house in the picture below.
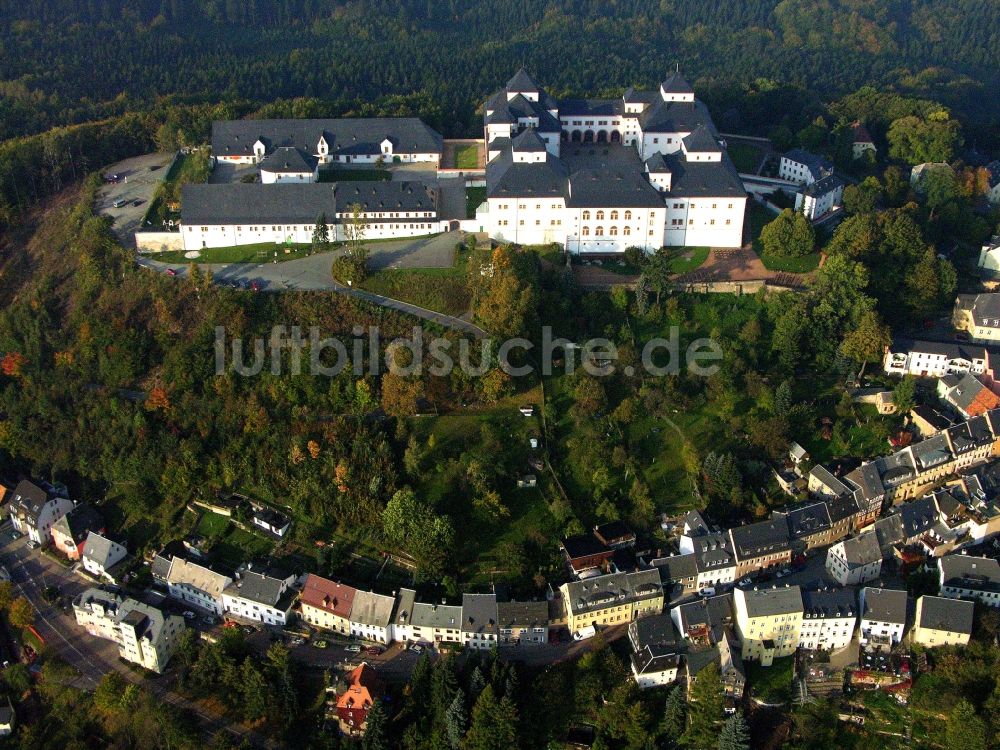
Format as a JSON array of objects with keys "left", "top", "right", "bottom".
[
  {"left": 912, "top": 595, "right": 973, "bottom": 648},
  {"left": 734, "top": 586, "right": 803, "bottom": 665},
  {"left": 299, "top": 574, "right": 356, "bottom": 635},
  {"left": 560, "top": 570, "right": 663, "bottom": 634}
]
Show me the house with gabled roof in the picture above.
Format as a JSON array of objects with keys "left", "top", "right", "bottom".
[
  {"left": 461, "top": 593, "right": 499, "bottom": 650},
  {"left": 912, "top": 594, "right": 973, "bottom": 647},
  {"left": 299, "top": 574, "right": 356, "bottom": 635},
  {"left": 859, "top": 587, "right": 908, "bottom": 647},
  {"left": 560, "top": 569, "right": 663, "bottom": 634},
  {"left": 826, "top": 532, "right": 882, "bottom": 586},
  {"left": 81, "top": 532, "right": 128, "bottom": 582},
  {"left": 336, "top": 663, "right": 382, "bottom": 736},
  {"left": 51, "top": 504, "right": 104, "bottom": 561},
  {"left": 222, "top": 564, "right": 298, "bottom": 626},
  {"left": 166, "top": 557, "right": 233, "bottom": 616},
  {"left": 8, "top": 479, "right": 73, "bottom": 546},
  {"left": 939, "top": 554, "right": 1000, "bottom": 607},
  {"left": 734, "top": 585, "right": 803, "bottom": 665},
  {"left": 496, "top": 600, "right": 549, "bottom": 644},
  {"left": 851, "top": 122, "right": 876, "bottom": 160},
  {"left": 728, "top": 519, "right": 791, "bottom": 577},
  {"left": 349, "top": 590, "right": 397, "bottom": 644}
]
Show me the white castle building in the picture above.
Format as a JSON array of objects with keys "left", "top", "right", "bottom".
[
  {"left": 480, "top": 69, "right": 747, "bottom": 251},
  {"left": 172, "top": 70, "right": 745, "bottom": 254}
]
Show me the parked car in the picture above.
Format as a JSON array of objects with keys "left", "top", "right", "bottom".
[
  {"left": 165, "top": 268, "right": 177, "bottom": 276},
  {"left": 364, "top": 646, "right": 384, "bottom": 656},
  {"left": 183, "top": 611, "right": 196, "bottom": 620},
  {"left": 26, "top": 539, "right": 39, "bottom": 550},
  {"left": 776, "top": 568, "right": 792, "bottom": 579},
  {"left": 132, "top": 199, "right": 144, "bottom": 207},
  {"left": 345, "top": 644, "right": 361, "bottom": 653},
  {"left": 112, "top": 199, "right": 127, "bottom": 208},
  {"left": 409, "top": 643, "right": 424, "bottom": 653},
  {"left": 290, "top": 637, "right": 306, "bottom": 646},
  {"left": 573, "top": 626, "right": 597, "bottom": 641},
  {"left": 202, "top": 615, "right": 218, "bottom": 626},
  {"left": 9, "top": 530, "right": 19, "bottom": 541},
  {"left": 737, "top": 577, "right": 753, "bottom": 588},
  {"left": 699, "top": 586, "right": 716, "bottom": 598}
]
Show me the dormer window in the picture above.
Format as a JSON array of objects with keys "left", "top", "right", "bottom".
[{"left": 381, "top": 138, "right": 393, "bottom": 155}]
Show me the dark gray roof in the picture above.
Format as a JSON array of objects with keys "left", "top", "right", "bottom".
[
  {"left": 639, "top": 98, "right": 717, "bottom": 135},
  {"left": 461, "top": 593, "right": 498, "bottom": 636},
  {"left": 511, "top": 127, "right": 548, "bottom": 152},
  {"left": 909, "top": 433, "right": 952, "bottom": 471},
  {"left": 875, "top": 451, "right": 916, "bottom": 488},
  {"left": 687, "top": 533, "right": 735, "bottom": 574},
  {"left": 486, "top": 149, "right": 568, "bottom": 200},
  {"left": 845, "top": 461, "right": 885, "bottom": 501},
  {"left": 506, "top": 68, "right": 542, "bottom": 93},
  {"left": 827, "top": 493, "right": 862, "bottom": 523},
  {"left": 564, "top": 570, "right": 662, "bottom": 616},
  {"left": 496, "top": 600, "right": 548, "bottom": 630},
  {"left": 838, "top": 533, "right": 882, "bottom": 566},
  {"left": 739, "top": 586, "right": 802, "bottom": 618},
  {"left": 861, "top": 587, "right": 907, "bottom": 624},
  {"left": 632, "top": 645, "right": 681, "bottom": 675},
  {"left": 685, "top": 645, "right": 721, "bottom": 676},
  {"left": 940, "top": 555, "right": 1000, "bottom": 593},
  {"left": 969, "top": 293, "right": 1000, "bottom": 326},
  {"left": 82, "top": 532, "right": 124, "bottom": 567},
  {"left": 211, "top": 118, "right": 442, "bottom": 159},
  {"left": 9, "top": 480, "right": 52, "bottom": 521},
  {"left": 917, "top": 594, "right": 973, "bottom": 633},
  {"left": 182, "top": 181, "right": 437, "bottom": 225},
  {"left": 629, "top": 612, "right": 679, "bottom": 651},
  {"left": 411, "top": 601, "right": 462, "bottom": 630},
  {"left": 911, "top": 405, "right": 953, "bottom": 432},
  {"left": 682, "top": 125, "right": 720, "bottom": 153},
  {"left": 783, "top": 502, "right": 833, "bottom": 540},
  {"left": 810, "top": 465, "right": 852, "bottom": 498},
  {"left": 652, "top": 553, "right": 698, "bottom": 585},
  {"left": 660, "top": 151, "right": 746, "bottom": 199},
  {"left": 559, "top": 98, "right": 625, "bottom": 117},
  {"left": 944, "top": 372, "right": 989, "bottom": 413},
  {"left": 484, "top": 91, "right": 561, "bottom": 132},
  {"left": 782, "top": 149, "right": 834, "bottom": 181},
  {"left": 225, "top": 570, "right": 289, "bottom": 609},
  {"left": 674, "top": 593, "right": 734, "bottom": 643},
  {"left": 896, "top": 495, "right": 940, "bottom": 538},
  {"left": 53, "top": 503, "right": 103, "bottom": 545},
  {"left": 567, "top": 166, "right": 665, "bottom": 208},
  {"left": 258, "top": 146, "right": 318, "bottom": 174},
  {"left": 660, "top": 71, "right": 694, "bottom": 94},
  {"left": 561, "top": 533, "right": 611, "bottom": 561},
  {"left": 802, "top": 588, "right": 857, "bottom": 619},
  {"left": 644, "top": 153, "right": 672, "bottom": 174},
  {"left": 802, "top": 174, "right": 845, "bottom": 197},
  {"left": 729, "top": 519, "right": 790, "bottom": 560},
  {"left": 350, "top": 590, "right": 396, "bottom": 628}
]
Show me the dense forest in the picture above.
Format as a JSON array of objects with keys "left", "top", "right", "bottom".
[{"left": 1, "top": 0, "right": 999, "bottom": 143}]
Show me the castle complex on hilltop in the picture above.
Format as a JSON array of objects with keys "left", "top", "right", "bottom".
[{"left": 167, "top": 70, "right": 746, "bottom": 254}]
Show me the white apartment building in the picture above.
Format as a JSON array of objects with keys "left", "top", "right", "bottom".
[
  {"left": 826, "top": 533, "right": 882, "bottom": 586},
  {"left": 74, "top": 588, "right": 185, "bottom": 674},
  {"left": 779, "top": 149, "right": 833, "bottom": 185},
  {"left": 858, "top": 587, "right": 908, "bottom": 646},
  {"left": 166, "top": 557, "right": 232, "bottom": 616},
  {"left": 81, "top": 532, "right": 128, "bottom": 580},
  {"left": 461, "top": 593, "right": 499, "bottom": 650},
  {"left": 798, "top": 589, "right": 857, "bottom": 651},
  {"left": 349, "top": 590, "right": 396, "bottom": 644},
  {"left": 733, "top": 586, "right": 803, "bottom": 665},
  {"left": 938, "top": 554, "right": 1000, "bottom": 607},
  {"left": 221, "top": 567, "right": 297, "bottom": 626},
  {"left": 883, "top": 339, "right": 991, "bottom": 379},
  {"left": 795, "top": 175, "right": 844, "bottom": 221},
  {"left": 8, "top": 480, "right": 73, "bottom": 546}
]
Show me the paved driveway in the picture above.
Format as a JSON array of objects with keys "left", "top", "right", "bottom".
[{"left": 97, "top": 152, "right": 174, "bottom": 244}]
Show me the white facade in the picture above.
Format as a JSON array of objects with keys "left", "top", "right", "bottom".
[
  {"left": 166, "top": 558, "right": 232, "bottom": 616},
  {"left": 221, "top": 591, "right": 291, "bottom": 626},
  {"left": 81, "top": 532, "right": 128, "bottom": 579},
  {"left": 10, "top": 494, "right": 73, "bottom": 546},
  {"left": 632, "top": 651, "right": 681, "bottom": 689},
  {"left": 799, "top": 612, "right": 856, "bottom": 651},
  {"left": 938, "top": 555, "right": 1000, "bottom": 607},
  {"left": 182, "top": 217, "right": 442, "bottom": 252},
  {"left": 825, "top": 538, "right": 882, "bottom": 586},
  {"left": 858, "top": 588, "right": 907, "bottom": 646},
  {"left": 260, "top": 168, "right": 317, "bottom": 184},
  {"left": 884, "top": 343, "right": 989, "bottom": 379},
  {"left": 795, "top": 181, "right": 844, "bottom": 221}
]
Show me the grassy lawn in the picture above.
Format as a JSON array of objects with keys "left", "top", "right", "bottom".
[
  {"left": 358, "top": 249, "right": 470, "bottom": 316},
  {"left": 466, "top": 186, "right": 487, "bottom": 219},
  {"left": 668, "top": 246, "right": 710, "bottom": 274},
  {"left": 760, "top": 251, "right": 821, "bottom": 273},
  {"left": 747, "top": 656, "right": 794, "bottom": 704},
  {"left": 196, "top": 511, "right": 231, "bottom": 538},
  {"left": 860, "top": 690, "right": 909, "bottom": 736},
  {"left": 154, "top": 241, "right": 321, "bottom": 264},
  {"left": 317, "top": 168, "right": 391, "bottom": 183},
  {"left": 454, "top": 144, "right": 480, "bottom": 170},
  {"left": 209, "top": 524, "right": 276, "bottom": 569},
  {"left": 727, "top": 142, "right": 761, "bottom": 173}
]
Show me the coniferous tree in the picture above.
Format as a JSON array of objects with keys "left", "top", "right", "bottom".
[
  {"left": 362, "top": 699, "right": 389, "bottom": 750},
  {"left": 444, "top": 690, "right": 468, "bottom": 749},
  {"left": 717, "top": 711, "right": 750, "bottom": 750}
]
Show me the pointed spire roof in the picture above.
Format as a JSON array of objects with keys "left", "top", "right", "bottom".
[
  {"left": 661, "top": 70, "right": 694, "bottom": 94},
  {"left": 511, "top": 126, "right": 547, "bottom": 152},
  {"left": 507, "top": 67, "right": 541, "bottom": 93}
]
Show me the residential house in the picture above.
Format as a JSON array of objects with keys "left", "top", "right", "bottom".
[
  {"left": 390, "top": 588, "right": 418, "bottom": 643},
  {"left": 251, "top": 506, "right": 291, "bottom": 538},
  {"left": 257, "top": 146, "right": 319, "bottom": 184},
  {"left": 827, "top": 493, "right": 863, "bottom": 540},
  {"left": 678, "top": 523, "right": 737, "bottom": 590},
  {"left": 858, "top": 587, "right": 908, "bottom": 647},
  {"left": 789, "top": 442, "right": 810, "bottom": 469},
  {"left": 799, "top": 588, "right": 857, "bottom": 651},
  {"left": 671, "top": 592, "right": 735, "bottom": 646},
  {"left": 50, "top": 504, "right": 104, "bottom": 561},
  {"left": 81, "top": 532, "right": 128, "bottom": 582},
  {"left": 349, "top": 590, "right": 397, "bottom": 644},
  {"left": 594, "top": 520, "right": 636, "bottom": 549},
  {"left": 409, "top": 601, "right": 463, "bottom": 644},
  {"left": 650, "top": 552, "right": 699, "bottom": 596},
  {"left": 560, "top": 569, "right": 663, "bottom": 634},
  {"left": 826, "top": 533, "right": 882, "bottom": 586},
  {"left": 631, "top": 646, "right": 682, "bottom": 688},
  {"left": 844, "top": 462, "right": 885, "bottom": 527},
  {"left": 938, "top": 372, "right": 999, "bottom": 418},
  {"left": 299, "top": 574, "right": 356, "bottom": 635},
  {"left": 222, "top": 565, "right": 298, "bottom": 626},
  {"left": 561, "top": 534, "right": 613, "bottom": 575},
  {"left": 629, "top": 612, "right": 679, "bottom": 653},
  {"left": 73, "top": 588, "right": 185, "bottom": 673},
  {"left": 685, "top": 632, "right": 747, "bottom": 702},
  {"left": 883, "top": 338, "right": 991, "bottom": 379},
  {"left": 779, "top": 501, "right": 835, "bottom": 551},
  {"left": 733, "top": 585, "right": 803, "bottom": 665},
  {"left": 461, "top": 593, "right": 499, "bottom": 650},
  {"left": 496, "top": 600, "right": 549, "bottom": 644},
  {"left": 851, "top": 122, "right": 876, "bottom": 160},
  {"left": 336, "top": 663, "right": 382, "bottom": 736},
  {"left": 150, "top": 541, "right": 205, "bottom": 589},
  {"left": 808, "top": 465, "right": 854, "bottom": 503},
  {"left": 8, "top": 479, "right": 73, "bottom": 546},
  {"left": 945, "top": 415, "right": 996, "bottom": 471},
  {"left": 795, "top": 174, "right": 844, "bottom": 221},
  {"left": 873, "top": 495, "right": 941, "bottom": 557},
  {"left": 938, "top": 554, "right": 1000, "bottom": 607},
  {"left": 728, "top": 519, "right": 791, "bottom": 577},
  {"left": 953, "top": 293, "right": 1000, "bottom": 344},
  {"left": 912, "top": 595, "right": 974, "bottom": 647},
  {"left": 166, "top": 557, "right": 233, "bottom": 616},
  {"left": 910, "top": 405, "right": 953, "bottom": 437},
  {"left": 779, "top": 149, "right": 834, "bottom": 185}
]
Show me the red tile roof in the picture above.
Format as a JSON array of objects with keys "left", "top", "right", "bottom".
[{"left": 300, "top": 574, "right": 356, "bottom": 618}]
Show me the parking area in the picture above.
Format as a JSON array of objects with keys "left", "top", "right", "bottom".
[{"left": 97, "top": 152, "right": 174, "bottom": 244}]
